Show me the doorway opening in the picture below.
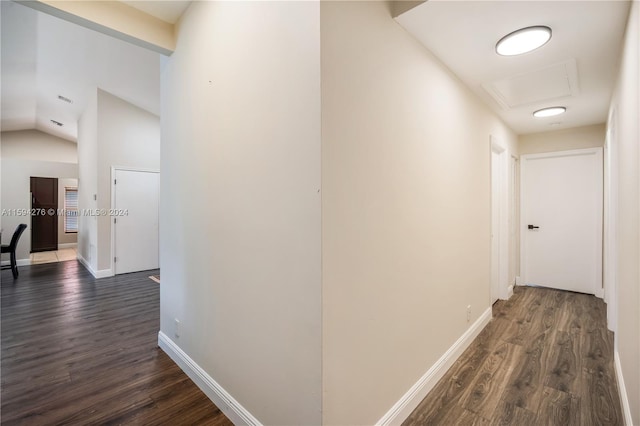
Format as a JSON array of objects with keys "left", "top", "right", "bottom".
[{"left": 30, "top": 176, "right": 78, "bottom": 265}]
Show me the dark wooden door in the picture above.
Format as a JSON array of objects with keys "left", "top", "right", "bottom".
[{"left": 31, "top": 177, "right": 58, "bottom": 252}]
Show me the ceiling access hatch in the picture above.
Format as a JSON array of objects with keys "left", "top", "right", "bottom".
[{"left": 482, "top": 59, "right": 580, "bottom": 110}]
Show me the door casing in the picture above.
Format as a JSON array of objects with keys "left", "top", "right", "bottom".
[{"left": 490, "top": 136, "right": 511, "bottom": 303}]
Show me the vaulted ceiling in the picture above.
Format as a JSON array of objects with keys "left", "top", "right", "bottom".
[{"left": 0, "top": 1, "right": 181, "bottom": 142}]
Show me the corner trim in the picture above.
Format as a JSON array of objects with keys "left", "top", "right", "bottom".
[
  {"left": 614, "top": 351, "right": 633, "bottom": 426},
  {"left": 158, "top": 331, "right": 263, "bottom": 426},
  {"left": 77, "top": 254, "right": 113, "bottom": 279},
  {"left": 505, "top": 284, "right": 514, "bottom": 300},
  {"left": 376, "top": 307, "right": 493, "bottom": 426}
]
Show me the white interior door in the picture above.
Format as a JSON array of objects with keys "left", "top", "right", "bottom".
[
  {"left": 113, "top": 169, "right": 159, "bottom": 274},
  {"left": 521, "top": 148, "right": 603, "bottom": 295}
]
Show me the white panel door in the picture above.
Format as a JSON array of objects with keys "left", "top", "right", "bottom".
[
  {"left": 114, "top": 169, "right": 159, "bottom": 274},
  {"left": 521, "top": 148, "right": 603, "bottom": 294}
]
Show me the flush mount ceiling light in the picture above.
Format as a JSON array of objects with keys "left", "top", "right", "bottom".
[
  {"left": 496, "top": 26, "right": 552, "bottom": 56},
  {"left": 533, "top": 106, "right": 566, "bottom": 118}
]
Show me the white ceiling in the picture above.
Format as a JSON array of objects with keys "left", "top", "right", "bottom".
[
  {"left": 2, "top": 1, "right": 628, "bottom": 140},
  {"left": 396, "top": 0, "right": 631, "bottom": 135},
  {"left": 1, "top": 1, "right": 162, "bottom": 142},
  {"left": 121, "top": 1, "right": 191, "bottom": 24}
]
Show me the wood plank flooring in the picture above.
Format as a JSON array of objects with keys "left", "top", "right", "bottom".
[
  {"left": 403, "top": 286, "right": 623, "bottom": 426},
  {"left": 1, "top": 260, "right": 232, "bottom": 425},
  {"left": 3, "top": 262, "right": 623, "bottom": 425}
]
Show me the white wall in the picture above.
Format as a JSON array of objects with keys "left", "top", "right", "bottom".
[
  {"left": 96, "top": 89, "right": 160, "bottom": 271},
  {"left": 1, "top": 130, "right": 78, "bottom": 162},
  {"left": 519, "top": 123, "right": 606, "bottom": 155},
  {"left": 320, "top": 2, "right": 517, "bottom": 424},
  {"left": 77, "top": 89, "right": 160, "bottom": 274},
  {"left": 607, "top": 1, "right": 639, "bottom": 423},
  {"left": 1, "top": 129, "right": 78, "bottom": 260},
  {"left": 160, "top": 2, "right": 322, "bottom": 424}
]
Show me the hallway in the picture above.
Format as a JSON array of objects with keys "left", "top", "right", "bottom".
[
  {"left": 404, "top": 286, "right": 622, "bottom": 425},
  {"left": 0, "top": 261, "right": 231, "bottom": 425}
]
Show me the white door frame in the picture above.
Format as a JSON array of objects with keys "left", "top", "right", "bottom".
[
  {"left": 509, "top": 155, "right": 520, "bottom": 289},
  {"left": 110, "top": 166, "right": 160, "bottom": 275},
  {"left": 604, "top": 109, "right": 618, "bottom": 332},
  {"left": 520, "top": 147, "right": 603, "bottom": 297},
  {"left": 490, "top": 136, "right": 511, "bottom": 302}
]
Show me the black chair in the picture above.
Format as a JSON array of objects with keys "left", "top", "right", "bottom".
[{"left": 1, "top": 224, "right": 27, "bottom": 279}]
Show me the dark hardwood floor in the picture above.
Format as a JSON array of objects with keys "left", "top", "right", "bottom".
[
  {"left": 3, "top": 262, "right": 623, "bottom": 425},
  {"left": 404, "top": 286, "right": 623, "bottom": 426},
  {"left": 1, "top": 260, "right": 232, "bottom": 425}
]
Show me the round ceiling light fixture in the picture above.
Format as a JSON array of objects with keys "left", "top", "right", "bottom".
[
  {"left": 496, "top": 26, "right": 552, "bottom": 56},
  {"left": 533, "top": 106, "right": 566, "bottom": 118}
]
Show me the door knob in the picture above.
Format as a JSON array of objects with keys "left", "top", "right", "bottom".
[{"left": 528, "top": 225, "right": 540, "bottom": 230}]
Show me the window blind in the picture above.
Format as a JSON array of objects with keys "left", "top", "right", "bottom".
[{"left": 64, "top": 188, "right": 78, "bottom": 233}]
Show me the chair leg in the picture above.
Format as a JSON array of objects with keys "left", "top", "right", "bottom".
[{"left": 10, "top": 251, "right": 18, "bottom": 279}]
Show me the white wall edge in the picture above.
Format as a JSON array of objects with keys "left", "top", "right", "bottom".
[
  {"left": 1, "top": 259, "right": 31, "bottom": 267},
  {"left": 490, "top": 135, "right": 510, "bottom": 304},
  {"left": 515, "top": 276, "right": 523, "bottom": 286},
  {"left": 77, "top": 254, "right": 113, "bottom": 279},
  {"left": 58, "top": 243, "right": 78, "bottom": 249},
  {"left": 614, "top": 351, "right": 633, "bottom": 426},
  {"left": 376, "top": 307, "right": 493, "bottom": 426},
  {"left": 158, "top": 331, "right": 263, "bottom": 426}
]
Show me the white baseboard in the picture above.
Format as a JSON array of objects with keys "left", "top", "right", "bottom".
[
  {"left": 515, "top": 276, "right": 523, "bottom": 286},
  {"left": 58, "top": 243, "right": 78, "bottom": 249},
  {"left": 158, "top": 331, "right": 262, "bottom": 426},
  {"left": 1, "top": 259, "right": 31, "bottom": 266},
  {"left": 614, "top": 351, "right": 633, "bottom": 426},
  {"left": 1, "top": 258, "right": 31, "bottom": 267},
  {"left": 93, "top": 268, "right": 113, "bottom": 278},
  {"left": 77, "top": 254, "right": 113, "bottom": 279},
  {"left": 77, "top": 254, "right": 92, "bottom": 274},
  {"left": 376, "top": 307, "right": 493, "bottom": 426},
  {"left": 595, "top": 286, "right": 605, "bottom": 299},
  {"left": 503, "top": 285, "right": 514, "bottom": 300}
]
